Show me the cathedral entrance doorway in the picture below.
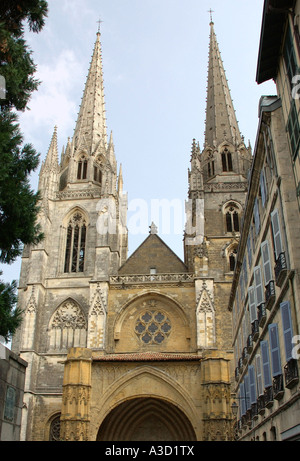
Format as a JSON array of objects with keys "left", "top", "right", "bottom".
[{"left": 96, "top": 397, "right": 197, "bottom": 441}]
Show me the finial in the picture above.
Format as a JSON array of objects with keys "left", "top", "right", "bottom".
[
  {"left": 208, "top": 8, "right": 214, "bottom": 24},
  {"left": 96, "top": 18, "right": 103, "bottom": 34},
  {"left": 149, "top": 222, "right": 158, "bottom": 235}
]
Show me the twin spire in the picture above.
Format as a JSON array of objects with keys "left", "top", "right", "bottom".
[{"left": 204, "top": 21, "right": 242, "bottom": 148}]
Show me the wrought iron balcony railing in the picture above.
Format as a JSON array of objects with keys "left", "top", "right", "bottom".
[
  {"left": 265, "top": 280, "right": 275, "bottom": 310},
  {"left": 273, "top": 374, "right": 284, "bottom": 400},
  {"left": 275, "top": 252, "right": 288, "bottom": 287},
  {"left": 284, "top": 359, "right": 299, "bottom": 389}
]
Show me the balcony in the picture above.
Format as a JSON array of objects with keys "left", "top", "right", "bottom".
[
  {"left": 258, "top": 303, "right": 266, "bottom": 327},
  {"left": 242, "top": 347, "right": 248, "bottom": 364},
  {"left": 247, "top": 334, "right": 253, "bottom": 354},
  {"left": 257, "top": 395, "right": 265, "bottom": 415},
  {"left": 284, "top": 359, "right": 299, "bottom": 389},
  {"left": 238, "top": 357, "right": 243, "bottom": 373},
  {"left": 273, "top": 374, "right": 284, "bottom": 400},
  {"left": 265, "top": 280, "right": 275, "bottom": 310},
  {"left": 251, "top": 402, "right": 258, "bottom": 420},
  {"left": 235, "top": 367, "right": 239, "bottom": 382},
  {"left": 275, "top": 252, "right": 288, "bottom": 287},
  {"left": 264, "top": 386, "right": 274, "bottom": 408},
  {"left": 251, "top": 320, "right": 259, "bottom": 342}
]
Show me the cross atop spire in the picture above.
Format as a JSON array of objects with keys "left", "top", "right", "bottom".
[
  {"left": 97, "top": 18, "right": 103, "bottom": 33},
  {"left": 204, "top": 21, "right": 242, "bottom": 148},
  {"left": 208, "top": 8, "right": 214, "bottom": 24}
]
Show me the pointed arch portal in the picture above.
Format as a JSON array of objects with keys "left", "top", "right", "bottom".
[{"left": 96, "top": 398, "right": 196, "bottom": 441}]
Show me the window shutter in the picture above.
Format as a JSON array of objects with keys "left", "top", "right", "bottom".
[
  {"left": 240, "top": 382, "right": 246, "bottom": 416},
  {"left": 271, "top": 209, "right": 283, "bottom": 260},
  {"left": 280, "top": 301, "right": 294, "bottom": 361},
  {"left": 255, "top": 354, "right": 263, "bottom": 396},
  {"left": 244, "top": 374, "right": 251, "bottom": 410},
  {"left": 254, "top": 198, "right": 260, "bottom": 234},
  {"left": 261, "top": 340, "right": 272, "bottom": 388},
  {"left": 249, "top": 365, "right": 257, "bottom": 404},
  {"left": 254, "top": 265, "right": 264, "bottom": 306},
  {"left": 261, "top": 241, "right": 272, "bottom": 285},
  {"left": 247, "top": 236, "right": 252, "bottom": 268},
  {"left": 248, "top": 286, "right": 257, "bottom": 323},
  {"left": 269, "top": 323, "right": 282, "bottom": 376},
  {"left": 260, "top": 171, "right": 267, "bottom": 207}
]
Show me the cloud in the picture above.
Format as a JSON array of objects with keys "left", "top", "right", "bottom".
[{"left": 19, "top": 48, "right": 84, "bottom": 154}]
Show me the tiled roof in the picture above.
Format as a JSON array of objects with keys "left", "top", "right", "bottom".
[{"left": 93, "top": 352, "right": 201, "bottom": 362}]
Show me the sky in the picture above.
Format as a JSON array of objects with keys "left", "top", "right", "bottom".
[{"left": 1, "top": 0, "right": 276, "bottom": 286}]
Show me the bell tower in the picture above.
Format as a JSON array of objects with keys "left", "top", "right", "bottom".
[{"left": 184, "top": 20, "right": 252, "bottom": 276}]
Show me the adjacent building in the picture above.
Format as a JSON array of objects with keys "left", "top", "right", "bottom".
[{"left": 229, "top": 0, "right": 300, "bottom": 441}]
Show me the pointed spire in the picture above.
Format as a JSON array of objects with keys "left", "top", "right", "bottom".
[
  {"left": 204, "top": 22, "right": 242, "bottom": 148},
  {"left": 73, "top": 31, "right": 107, "bottom": 155},
  {"left": 44, "top": 126, "right": 59, "bottom": 172}
]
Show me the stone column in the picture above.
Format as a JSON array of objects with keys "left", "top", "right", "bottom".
[
  {"left": 201, "top": 353, "right": 234, "bottom": 441},
  {"left": 60, "top": 348, "right": 92, "bottom": 441}
]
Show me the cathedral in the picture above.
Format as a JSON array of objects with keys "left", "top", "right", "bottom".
[{"left": 12, "top": 20, "right": 252, "bottom": 441}]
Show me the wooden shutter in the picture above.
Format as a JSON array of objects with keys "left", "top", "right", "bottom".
[
  {"left": 240, "top": 382, "right": 246, "bottom": 416},
  {"left": 261, "top": 340, "right": 272, "bottom": 388},
  {"left": 254, "top": 265, "right": 264, "bottom": 306},
  {"left": 271, "top": 209, "right": 283, "bottom": 260},
  {"left": 269, "top": 323, "right": 282, "bottom": 376},
  {"left": 248, "top": 286, "right": 257, "bottom": 323},
  {"left": 261, "top": 241, "right": 272, "bottom": 285},
  {"left": 249, "top": 365, "right": 257, "bottom": 404},
  {"left": 244, "top": 374, "right": 251, "bottom": 410},
  {"left": 255, "top": 354, "right": 263, "bottom": 396},
  {"left": 260, "top": 170, "right": 267, "bottom": 207},
  {"left": 281, "top": 301, "right": 294, "bottom": 361},
  {"left": 254, "top": 198, "right": 260, "bottom": 234}
]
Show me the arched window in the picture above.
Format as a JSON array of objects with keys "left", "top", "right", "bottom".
[
  {"left": 225, "top": 203, "right": 240, "bottom": 233},
  {"left": 64, "top": 211, "right": 87, "bottom": 273},
  {"left": 49, "top": 299, "right": 87, "bottom": 351},
  {"left": 229, "top": 249, "right": 237, "bottom": 271},
  {"left": 77, "top": 155, "right": 88, "bottom": 180},
  {"left": 221, "top": 148, "right": 233, "bottom": 172},
  {"left": 49, "top": 415, "right": 61, "bottom": 441}
]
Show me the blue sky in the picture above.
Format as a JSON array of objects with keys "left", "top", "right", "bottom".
[{"left": 1, "top": 0, "right": 276, "bottom": 285}]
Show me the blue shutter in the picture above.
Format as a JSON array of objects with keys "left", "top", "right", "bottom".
[
  {"left": 255, "top": 354, "right": 263, "bottom": 396},
  {"left": 281, "top": 301, "right": 294, "bottom": 361},
  {"left": 271, "top": 209, "right": 283, "bottom": 260},
  {"left": 254, "top": 265, "right": 264, "bottom": 306},
  {"left": 249, "top": 365, "right": 257, "bottom": 404},
  {"left": 248, "top": 286, "right": 257, "bottom": 323},
  {"left": 269, "top": 323, "right": 282, "bottom": 376},
  {"left": 261, "top": 340, "right": 272, "bottom": 388},
  {"left": 254, "top": 199, "right": 260, "bottom": 234},
  {"left": 244, "top": 374, "right": 251, "bottom": 410},
  {"left": 260, "top": 171, "right": 267, "bottom": 207},
  {"left": 240, "top": 382, "right": 246, "bottom": 416},
  {"left": 261, "top": 241, "right": 272, "bottom": 285}
]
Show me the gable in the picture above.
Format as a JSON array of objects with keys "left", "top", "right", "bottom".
[{"left": 118, "top": 234, "right": 188, "bottom": 275}]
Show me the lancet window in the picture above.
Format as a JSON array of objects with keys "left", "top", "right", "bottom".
[
  {"left": 221, "top": 148, "right": 233, "bottom": 172},
  {"left": 77, "top": 155, "right": 88, "bottom": 180},
  {"left": 64, "top": 211, "right": 87, "bottom": 273},
  {"left": 225, "top": 203, "right": 240, "bottom": 233}
]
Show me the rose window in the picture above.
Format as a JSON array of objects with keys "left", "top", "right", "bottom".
[{"left": 135, "top": 311, "right": 171, "bottom": 344}]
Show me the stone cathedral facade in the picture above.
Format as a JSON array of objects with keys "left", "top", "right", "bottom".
[{"left": 12, "top": 21, "right": 252, "bottom": 441}]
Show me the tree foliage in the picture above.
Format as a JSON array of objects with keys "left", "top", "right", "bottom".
[{"left": 0, "top": 0, "right": 48, "bottom": 340}]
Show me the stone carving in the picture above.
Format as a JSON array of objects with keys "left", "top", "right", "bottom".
[{"left": 49, "top": 299, "right": 87, "bottom": 350}]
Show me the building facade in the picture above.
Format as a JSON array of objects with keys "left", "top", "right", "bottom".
[
  {"left": 229, "top": 0, "right": 300, "bottom": 441},
  {"left": 12, "top": 22, "right": 251, "bottom": 441}
]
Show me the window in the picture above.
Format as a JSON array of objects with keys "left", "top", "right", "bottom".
[
  {"left": 229, "top": 249, "right": 237, "bottom": 271},
  {"left": 254, "top": 198, "right": 260, "bottom": 234},
  {"left": 283, "top": 25, "right": 298, "bottom": 91},
  {"left": 255, "top": 354, "right": 264, "bottom": 396},
  {"left": 260, "top": 170, "right": 267, "bottom": 207},
  {"left": 280, "top": 301, "right": 294, "bottom": 362},
  {"left": 271, "top": 209, "right": 283, "bottom": 260},
  {"left": 135, "top": 310, "right": 171, "bottom": 344},
  {"left": 248, "top": 286, "right": 257, "bottom": 323},
  {"left": 225, "top": 203, "right": 240, "bottom": 232},
  {"left": 77, "top": 155, "right": 88, "bottom": 180},
  {"left": 254, "top": 265, "right": 264, "bottom": 307},
  {"left": 244, "top": 374, "right": 251, "bottom": 411},
  {"left": 287, "top": 100, "right": 300, "bottom": 160},
  {"left": 249, "top": 365, "right": 257, "bottom": 405},
  {"left": 269, "top": 323, "right": 282, "bottom": 377},
  {"left": 261, "top": 241, "right": 272, "bottom": 285},
  {"left": 49, "top": 416, "right": 61, "bottom": 441},
  {"left": 221, "top": 148, "right": 233, "bottom": 172},
  {"left": 261, "top": 340, "right": 272, "bottom": 388},
  {"left": 94, "top": 165, "right": 102, "bottom": 183},
  {"left": 64, "top": 212, "right": 87, "bottom": 273},
  {"left": 208, "top": 161, "right": 215, "bottom": 177}
]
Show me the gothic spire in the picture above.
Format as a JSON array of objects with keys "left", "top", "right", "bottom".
[
  {"left": 204, "top": 21, "right": 242, "bottom": 148},
  {"left": 73, "top": 31, "right": 107, "bottom": 155}
]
